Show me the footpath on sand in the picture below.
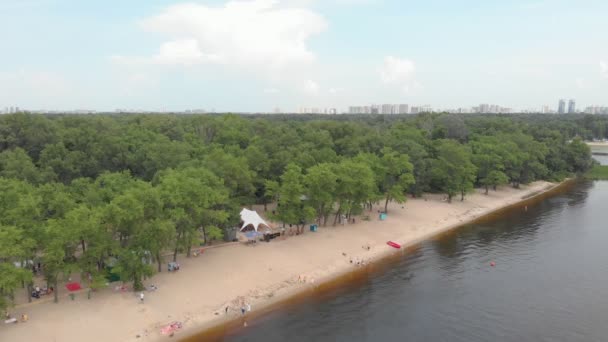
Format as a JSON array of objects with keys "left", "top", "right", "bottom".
[{"left": 0, "top": 181, "right": 562, "bottom": 342}]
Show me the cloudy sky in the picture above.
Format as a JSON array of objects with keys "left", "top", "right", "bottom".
[{"left": 1, "top": 0, "right": 607, "bottom": 112}]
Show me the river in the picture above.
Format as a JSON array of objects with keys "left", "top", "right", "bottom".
[{"left": 193, "top": 178, "right": 607, "bottom": 342}]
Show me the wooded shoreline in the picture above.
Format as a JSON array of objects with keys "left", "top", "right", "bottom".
[{"left": 0, "top": 113, "right": 595, "bottom": 341}]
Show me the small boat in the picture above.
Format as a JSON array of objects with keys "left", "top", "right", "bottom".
[{"left": 387, "top": 241, "right": 401, "bottom": 249}]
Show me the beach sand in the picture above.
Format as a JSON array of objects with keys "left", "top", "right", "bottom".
[
  {"left": 586, "top": 142, "right": 608, "bottom": 146},
  {"left": 0, "top": 181, "right": 561, "bottom": 342}
]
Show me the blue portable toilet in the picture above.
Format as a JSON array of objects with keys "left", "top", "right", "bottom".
[
  {"left": 379, "top": 213, "right": 387, "bottom": 221},
  {"left": 310, "top": 224, "right": 318, "bottom": 232}
]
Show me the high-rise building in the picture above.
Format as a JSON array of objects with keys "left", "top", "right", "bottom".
[
  {"left": 398, "top": 104, "right": 409, "bottom": 114},
  {"left": 420, "top": 105, "right": 432, "bottom": 113},
  {"left": 381, "top": 104, "right": 392, "bottom": 114},
  {"left": 391, "top": 104, "right": 399, "bottom": 114},
  {"left": 568, "top": 99, "right": 576, "bottom": 114},
  {"left": 558, "top": 99, "right": 566, "bottom": 114}
]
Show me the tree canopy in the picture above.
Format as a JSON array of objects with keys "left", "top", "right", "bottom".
[{"left": 0, "top": 112, "right": 595, "bottom": 311}]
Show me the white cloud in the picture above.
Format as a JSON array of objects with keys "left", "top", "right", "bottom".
[
  {"left": 575, "top": 78, "right": 585, "bottom": 89},
  {"left": 328, "top": 87, "right": 343, "bottom": 94},
  {"left": 601, "top": 61, "right": 608, "bottom": 78},
  {"left": 380, "top": 56, "right": 415, "bottom": 84},
  {"left": 114, "top": 0, "right": 327, "bottom": 70},
  {"left": 379, "top": 56, "right": 419, "bottom": 94},
  {"left": 154, "top": 39, "right": 221, "bottom": 66},
  {"left": 303, "top": 80, "right": 320, "bottom": 94}
]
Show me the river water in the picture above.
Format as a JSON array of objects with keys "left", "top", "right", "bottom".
[{"left": 194, "top": 178, "right": 608, "bottom": 342}]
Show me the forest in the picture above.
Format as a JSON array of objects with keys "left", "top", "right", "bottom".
[{"left": 0, "top": 112, "right": 596, "bottom": 310}]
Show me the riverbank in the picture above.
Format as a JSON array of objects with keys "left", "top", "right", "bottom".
[
  {"left": 585, "top": 165, "right": 608, "bottom": 180},
  {"left": 586, "top": 141, "right": 608, "bottom": 147},
  {"left": 0, "top": 181, "right": 567, "bottom": 342}
]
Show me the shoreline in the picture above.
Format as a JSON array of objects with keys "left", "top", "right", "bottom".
[
  {"left": 179, "top": 179, "right": 574, "bottom": 342},
  {"left": 0, "top": 180, "right": 574, "bottom": 342}
]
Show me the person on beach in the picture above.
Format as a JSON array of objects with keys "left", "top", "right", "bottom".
[
  {"left": 241, "top": 306, "right": 246, "bottom": 315},
  {"left": 139, "top": 292, "right": 144, "bottom": 303},
  {"left": 246, "top": 303, "right": 251, "bottom": 312},
  {"left": 225, "top": 306, "right": 229, "bottom": 314}
]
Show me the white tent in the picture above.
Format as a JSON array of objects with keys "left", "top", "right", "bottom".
[{"left": 239, "top": 208, "right": 270, "bottom": 232}]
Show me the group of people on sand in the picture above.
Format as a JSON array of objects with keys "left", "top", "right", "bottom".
[
  {"left": 31, "top": 285, "right": 53, "bottom": 299},
  {"left": 341, "top": 243, "right": 373, "bottom": 267},
  {"left": 224, "top": 297, "right": 252, "bottom": 316},
  {"left": 297, "top": 274, "right": 315, "bottom": 284},
  {"left": 349, "top": 257, "right": 371, "bottom": 266}
]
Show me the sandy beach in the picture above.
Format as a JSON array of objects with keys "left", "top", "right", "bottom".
[
  {"left": 586, "top": 141, "right": 608, "bottom": 147},
  {"left": 0, "top": 181, "right": 563, "bottom": 342}
]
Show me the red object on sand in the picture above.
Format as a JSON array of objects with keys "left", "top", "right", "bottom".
[
  {"left": 161, "top": 322, "right": 183, "bottom": 335},
  {"left": 387, "top": 241, "right": 401, "bottom": 249},
  {"left": 65, "top": 282, "right": 81, "bottom": 292}
]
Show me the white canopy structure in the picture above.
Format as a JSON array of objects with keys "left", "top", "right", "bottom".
[{"left": 239, "top": 208, "right": 270, "bottom": 232}]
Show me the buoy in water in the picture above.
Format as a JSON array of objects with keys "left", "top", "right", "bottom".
[{"left": 490, "top": 261, "right": 496, "bottom": 267}]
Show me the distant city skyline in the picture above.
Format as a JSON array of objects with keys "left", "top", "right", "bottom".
[
  {"left": 0, "top": 0, "right": 607, "bottom": 112},
  {"left": 5, "top": 98, "right": 608, "bottom": 115}
]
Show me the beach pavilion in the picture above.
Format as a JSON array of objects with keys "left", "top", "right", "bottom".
[{"left": 239, "top": 208, "right": 271, "bottom": 232}]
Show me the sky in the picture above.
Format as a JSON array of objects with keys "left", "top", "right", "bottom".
[{"left": 1, "top": 0, "right": 607, "bottom": 112}]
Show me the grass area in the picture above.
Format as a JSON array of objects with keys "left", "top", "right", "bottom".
[{"left": 585, "top": 165, "right": 608, "bottom": 180}]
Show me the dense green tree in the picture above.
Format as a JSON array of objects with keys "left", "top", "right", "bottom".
[
  {"left": 274, "top": 164, "right": 315, "bottom": 232},
  {"left": 501, "top": 133, "right": 548, "bottom": 187},
  {"left": 565, "top": 138, "right": 593, "bottom": 173},
  {"left": 304, "top": 163, "right": 337, "bottom": 226},
  {"left": 156, "top": 167, "right": 229, "bottom": 260},
  {"left": 113, "top": 248, "right": 154, "bottom": 291},
  {"left": 0, "top": 148, "right": 47, "bottom": 184},
  {"left": 471, "top": 137, "right": 508, "bottom": 194},
  {"left": 433, "top": 140, "right": 477, "bottom": 202},
  {"left": 200, "top": 147, "right": 256, "bottom": 205},
  {"left": 0, "top": 263, "right": 32, "bottom": 312},
  {"left": 0, "top": 112, "right": 597, "bottom": 298},
  {"left": 262, "top": 180, "right": 280, "bottom": 212},
  {"left": 331, "top": 159, "right": 377, "bottom": 224},
  {"left": 0, "top": 225, "right": 35, "bottom": 304},
  {"left": 377, "top": 148, "right": 415, "bottom": 212}
]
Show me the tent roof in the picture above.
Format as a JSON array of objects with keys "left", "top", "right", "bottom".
[{"left": 239, "top": 208, "right": 270, "bottom": 232}]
